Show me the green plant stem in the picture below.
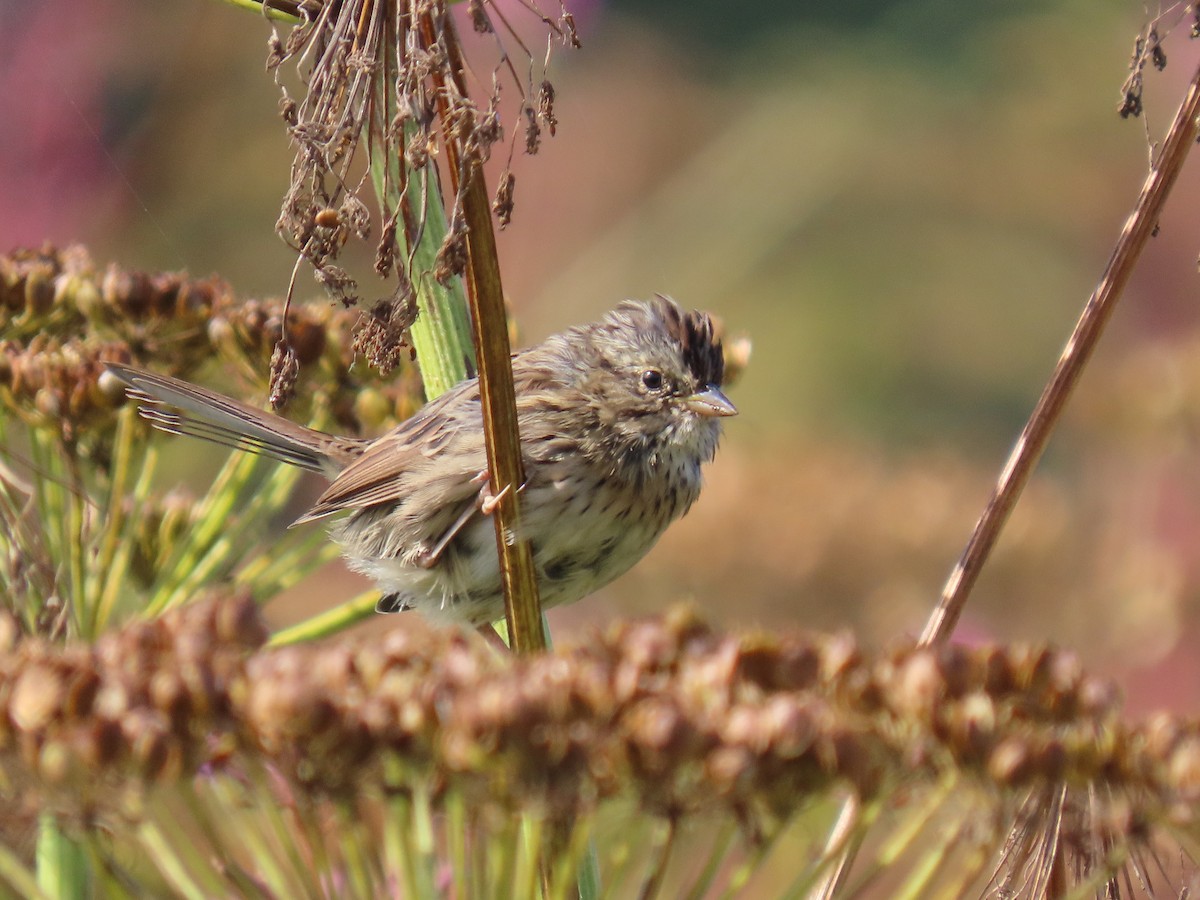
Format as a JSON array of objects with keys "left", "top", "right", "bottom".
[
  {"left": 93, "top": 438, "right": 158, "bottom": 634},
  {"left": 446, "top": 790, "right": 470, "bottom": 900},
  {"left": 85, "top": 405, "right": 137, "bottom": 637},
  {"left": 399, "top": 162, "right": 477, "bottom": 399},
  {"left": 36, "top": 815, "right": 88, "bottom": 900},
  {"left": 636, "top": 818, "right": 676, "bottom": 900},
  {"left": 135, "top": 821, "right": 209, "bottom": 900},
  {"left": 0, "top": 839, "right": 47, "bottom": 900},
  {"left": 516, "top": 816, "right": 545, "bottom": 900},
  {"left": 575, "top": 841, "right": 602, "bottom": 900},
  {"left": 266, "top": 589, "right": 379, "bottom": 646},
  {"left": 681, "top": 820, "right": 736, "bottom": 900}
]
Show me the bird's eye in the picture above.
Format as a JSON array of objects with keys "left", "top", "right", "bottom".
[{"left": 641, "top": 369, "right": 664, "bottom": 391}]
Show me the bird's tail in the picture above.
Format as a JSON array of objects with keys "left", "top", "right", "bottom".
[{"left": 105, "top": 363, "right": 363, "bottom": 476}]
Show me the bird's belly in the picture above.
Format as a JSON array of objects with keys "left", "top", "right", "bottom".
[
  {"left": 341, "top": 472, "right": 686, "bottom": 625},
  {"left": 521, "top": 475, "right": 668, "bottom": 604}
]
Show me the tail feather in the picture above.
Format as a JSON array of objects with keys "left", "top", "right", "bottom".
[
  {"left": 106, "top": 363, "right": 356, "bottom": 476},
  {"left": 135, "top": 400, "right": 330, "bottom": 473}
]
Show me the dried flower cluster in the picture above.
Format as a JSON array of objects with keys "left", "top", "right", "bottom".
[
  {"left": 0, "top": 245, "right": 423, "bottom": 441},
  {"left": 0, "top": 596, "right": 267, "bottom": 797},
  {"left": 3, "top": 596, "right": 1200, "bottom": 841},
  {"left": 265, "top": 0, "right": 579, "bottom": 370}
]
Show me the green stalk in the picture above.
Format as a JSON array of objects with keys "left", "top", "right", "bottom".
[
  {"left": 35, "top": 814, "right": 88, "bottom": 900},
  {"left": 158, "top": 460, "right": 304, "bottom": 607},
  {"left": 242, "top": 783, "right": 324, "bottom": 898},
  {"left": 548, "top": 818, "right": 598, "bottom": 900},
  {"left": 576, "top": 845, "right": 602, "bottom": 900},
  {"left": 410, "top": 781, "right": 440, "bottom": 895},
  {"left": 205, "top": 777, "right": 297, "bottom": 897},
  {"left": 446, "top": 789, "right": 470, "bottom": 900},
  {"left": 830, "top": 786, "right": 936, "bottom": 898},
  {"left": 145, "top": 449, "right": 270, "bottom": 615},
  {"left": 404, "top": 164, "right": 476, "bottom": 400},
  {"left": 0, "top": 839, "right": 48, "bottom": 900},
  {"left": 337, "top": 805, "right": 375, "bottom": 899},
  {"left": 266, "top": 588, "right": 379, "bottom": 646},
  {"left": 680, "top": 820, "right": 736, "bottom": 900},
  {"left": 235, "top": 529, "right": 340, "bottom": 601},
  {"left": 489, "top": 813, "right": 521, "bottom": 900},
  {"left": 393, "top": 791, "right": 436, "bottom": 900},
  {"left": 134, "top": 822, "right": 209, "bottom": 900},
  {"left": 27, "top": 430, "right": 67, "bottom": 622},
  {"left": 62, "top": 479, "right": 87, "bottom": 633},
  {"left": 215, "top": 0, "right": 299, "bottom": 21},
  {"left": 890, "top": 816, "right": 967, "bottom": 900},
  {"left": 515, "top": 815, "right": 544, "bottom": 900},
  {"left": 88, "top": 406, "right": 148, "bottom": 635},
  {"left": 382, "top": 763, "right": 412, "bottom": 892}
]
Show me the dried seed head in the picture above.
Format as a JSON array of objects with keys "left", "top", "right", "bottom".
[
  {"left": 268, "top": 340, "right": 300, "bottom": 410},
  {"left": 537, "top": 80, "right": 557, "bottom": 137},
  {"left": 314, "top": 207, "right": 341, "bottom": 229},
  {"left": 1148, "top": 28, "right": 1166, "bottom": 71},
  {"left": 562, "top": 12, "right": 582, "bottom": 49},
  {"left": 351, "top": 282, "right": 418, "bottom": 376},
  {"left": 434, "top": 219, "right": 468, "bottom": 284},
  {"left": 313, "top": 265, "right": 358, "bottom": 308},
  {"left": 266, "top": 30, "right": 285, "bottom": 70},
  {"left": 492, "top": 171, "right": 516, "bottom": 228},
  {"left": 468, "top": 0, "right": 491, "bottom": 33},
  {"left": 523, "top": 102, "right": 541, "bottom": 154},
  {"left": 375, "top": 218, "right": 399, "bottom": 279}
]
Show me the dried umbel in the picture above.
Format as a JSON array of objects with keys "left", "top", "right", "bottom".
[
  {"left": 0, "top": 595, "right": 267, "bottom": 797},
  {"left": 0, "top": 600, "right": 1193, "bottom": 815},
  {"left": 0, "top": 245, "right": 423, "bottom": 440},
  {"left": 265, "top": 0, "right": 579, "bottom": 365},
  {"left": 4, "top": 599, "right": 1200, "bottom": 892}
]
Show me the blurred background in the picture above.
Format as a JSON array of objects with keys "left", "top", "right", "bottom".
[{"left": 4, "top": 0, "right": 1200, "bottom": 713}]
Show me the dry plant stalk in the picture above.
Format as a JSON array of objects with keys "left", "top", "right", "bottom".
[
  {"left": 423, "top": 12, "right": 544, "bottom": 652},
  {"left": 814, "top": 16, "right": 1200, "bottom": 897},
  {"left": 923, "top": 55, "right": 1200, "bottom": 647}
]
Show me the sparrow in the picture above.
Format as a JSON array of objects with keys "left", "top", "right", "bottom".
[{"left": 106, "top": 295, "right": 736, "bottom": 625}]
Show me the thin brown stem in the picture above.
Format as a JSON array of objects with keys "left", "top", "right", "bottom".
[
  {"left": 637, "top": 818, "right": 677, "bottom": 900},
  {"left": 808, "top": 794, "right": 862, "bottom": 900},
  {"left": 426, "top": 10, "right": 545, "bottom": 654},
  {"left": 920, "top": 60, "right": 1200, "bottom": 647}
]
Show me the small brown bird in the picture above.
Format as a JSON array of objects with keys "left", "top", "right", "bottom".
[{"left": 106, "top": 296, "right": 736, "bottom": 625}]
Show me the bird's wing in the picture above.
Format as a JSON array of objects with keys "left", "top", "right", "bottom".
[
  {"left": 292, "top": 381, "right": 483, "bottom": 523},
  {"left": 295, "top": 346, "right": 564, "bottom": 525}
]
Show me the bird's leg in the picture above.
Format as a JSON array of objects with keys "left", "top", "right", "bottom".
[
  {"left": 479, "top": 482, "right": 512, "bottom": 516},
  {"left": 475, "top": 470, "right": 528, "bottom": 516},
  {"left": 414, "top": 495, "right": 482, "bottom": 569},
  {"left": 412, "top": 470, "right": 514, "bottom": 569}
]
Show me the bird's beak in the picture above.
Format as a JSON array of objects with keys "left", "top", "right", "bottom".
[{"left": 684, "top": 385, "right": 737, "bottom": 418}]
